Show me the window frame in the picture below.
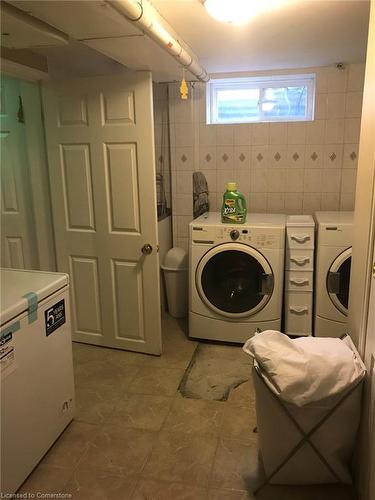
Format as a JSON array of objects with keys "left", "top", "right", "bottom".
[{"left": 206, "top": 73, "right": 316, "bottom": 125}]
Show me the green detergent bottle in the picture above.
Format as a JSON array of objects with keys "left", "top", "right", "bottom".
[{"left": 221, "top": 182, "right": 247, "bottom": 223}]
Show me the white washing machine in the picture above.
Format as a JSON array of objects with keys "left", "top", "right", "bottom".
[
  {"left": 189, "top": 212, "right": 286, "bottom": 342},
  {"left": 314, "top": 211, "right": 354, "bottom": 337}
]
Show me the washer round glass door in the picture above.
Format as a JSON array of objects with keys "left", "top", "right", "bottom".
[
  {"left": 196, "top": 243, "right": 274, "bottom": 319},
  {"left": 327, "top": 247, "right": 352, "bottom": 316}
]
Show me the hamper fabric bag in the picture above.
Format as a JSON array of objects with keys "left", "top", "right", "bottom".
[{"left": 243, "top": 331, "right": 366, "bottom": 487}]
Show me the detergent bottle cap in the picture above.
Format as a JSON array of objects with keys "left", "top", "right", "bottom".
[{"left": 227, "top": 182, "right": 237, "bottom": 191}]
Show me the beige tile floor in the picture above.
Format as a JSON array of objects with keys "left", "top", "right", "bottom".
[{"left": 18, "top": 314, "right": 357, "bottom": 500}]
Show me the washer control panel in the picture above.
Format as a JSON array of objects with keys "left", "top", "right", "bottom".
[
  {"left": 215, "top": 226, "right": 279, "bottom": 247},
  {"left": 191, "top": 224, "right": 283, "bottom": 249}
]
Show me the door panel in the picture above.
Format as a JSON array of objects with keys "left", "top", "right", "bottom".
[
  {"left": 57, "top": 95, "right": 88, "bottom": 126},
  {"left": 105, "top": 143, "right": 139, "bottom": 232},
  {"left": 5, "top": 237, "right": 25, "bottom": 268},
  {"left": 1, "top": 134, "right": 19, "bottom": 212},
  {"left": 112, "top": 259, "right": 144, "bottom": 340},
  {"left": 42, "top": 73, "right": 161, "bottom": 354},
  {"left": 0, "top": 76, "right": 38, "bottom": 270},
  {"left": 70, "top": 255, "right": 102, "bottom": 335},
  {"left": 61, "top": 144, "right": 96, "bottom": 231},
  {"left": 101, "top": 90, "right": 135, "bottom": 124}
]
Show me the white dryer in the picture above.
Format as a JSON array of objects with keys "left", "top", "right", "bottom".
[
  {"left": 189, "top": 212, "right": 286, "bottom": 342},
  {"left": 314, "top": 211, "right": 353, "bottom": 337}
]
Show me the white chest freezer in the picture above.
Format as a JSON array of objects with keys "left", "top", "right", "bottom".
[{"left": 0, "top": 268, "right": 75, "bottom": 494}]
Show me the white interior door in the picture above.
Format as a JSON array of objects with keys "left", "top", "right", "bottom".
[
  {"left": 42, "top": 73, "right": 161, "bottom": 354},
  {"left": 0, "top": 75, "right": 38, "bottom": 269}
]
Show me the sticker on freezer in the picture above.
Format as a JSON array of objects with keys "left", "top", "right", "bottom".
[
  {"left": 1, "top": 345, "right": 17, "bottom": 380},
  {"left": 45, "top": 299, "right": 66, "bottom": 336}
]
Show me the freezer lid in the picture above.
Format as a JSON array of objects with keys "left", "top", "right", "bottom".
[{"left": 0, "top": 268, "right": 68, "bottom": 326}]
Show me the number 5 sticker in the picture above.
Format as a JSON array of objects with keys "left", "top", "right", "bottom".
[
  {"left": 46, "top": 308, "right": 55, "bottom": 328},
  {"left": 45, "top": 299, "right": 65, "bottom": 336}
]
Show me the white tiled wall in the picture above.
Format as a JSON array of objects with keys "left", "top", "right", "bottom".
[{"left": 168, "top": 64, "right": 365, "bottom": 249}]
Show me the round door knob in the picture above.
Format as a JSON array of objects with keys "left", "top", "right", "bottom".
[
  {"left": 230, "top": 230, "right": 240, "bottom": 241},
  {"left": 141, "top": 244, "right": 153, "bottom": 255}
]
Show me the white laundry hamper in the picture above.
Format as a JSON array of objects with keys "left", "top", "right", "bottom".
[{"left": 244, "top": 332, "right": 366, "bottom": 492}]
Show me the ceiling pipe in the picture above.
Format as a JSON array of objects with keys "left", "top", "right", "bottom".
[{"left": 106, "top": 0, "right": 210, "bottom": 82}]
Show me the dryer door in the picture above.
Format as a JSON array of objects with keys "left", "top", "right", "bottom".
[
  {"left": 327, "top": 247, "right": 352, "bottom": 316},
  {"left": 196, "top": 243, "right": 274, "bottom": 319}
]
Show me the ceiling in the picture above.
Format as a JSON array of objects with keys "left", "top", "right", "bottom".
[
  {"left": 5, "top": 0, "right": 186, "bottom": 80},
  {"left": 152, "top": 0, "right": 370, "bottom": 73},
  {"left": 1, "top": 3, "right": 68, "bottom": 50},
  {"left": 2, "top": 0, "right": 371, "bottom": 81}
]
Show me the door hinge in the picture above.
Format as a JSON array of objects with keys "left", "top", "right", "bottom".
[
  {"left": 17, "top": 96, "right": 24, "bottom": 123},
  {"left": 40, "top": 101, "right": 45, "bottom": 123}
]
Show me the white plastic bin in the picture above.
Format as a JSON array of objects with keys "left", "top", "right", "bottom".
[{"left": 161, "top": 247, "right": 188, "bottom": 318}]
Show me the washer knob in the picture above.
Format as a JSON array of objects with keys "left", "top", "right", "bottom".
[{"left": 230, "top": 229, "right": 240, "bottom": 240}]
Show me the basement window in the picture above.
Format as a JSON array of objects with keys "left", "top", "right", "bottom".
[{"left": 206, "top": 74, "right": 315, "bottom": 124}]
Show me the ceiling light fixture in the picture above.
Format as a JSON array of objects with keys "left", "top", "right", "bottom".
[{"left": 203, "top": 0, "right": 281, "bottom": 24}]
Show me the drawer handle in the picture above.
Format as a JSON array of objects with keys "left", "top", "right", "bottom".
[
  {"left": 290, "top": 278, "right": 310, "bottom": 286},
  {"left": 291, "top": 257, "right": 310, "bottom": 266},
  {"left": 291, "top": 234, "right": 310, "bottom": 243},
  {"left": 289, "top": 306, "right": 308, "bottom": 314}
]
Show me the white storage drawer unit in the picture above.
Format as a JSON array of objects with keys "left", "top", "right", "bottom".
[{"left": 284, "top": 215, "right": 315, "bottom": 336}]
